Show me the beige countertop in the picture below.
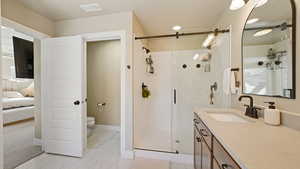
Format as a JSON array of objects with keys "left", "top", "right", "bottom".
[{"left": 195, "top": 108, "right": 300, "bottom": 169}]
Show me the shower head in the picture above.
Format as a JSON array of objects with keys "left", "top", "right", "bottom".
[{"left": 142, "top": 47, "right": 151, "bottom": 54}]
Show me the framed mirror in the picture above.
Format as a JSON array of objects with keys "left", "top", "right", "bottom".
[{"left": 242, "top": 0, "right": 296, "bottom": 99}]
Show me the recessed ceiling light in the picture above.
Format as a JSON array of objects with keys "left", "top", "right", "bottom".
[
  {"left": 80, "top": 3, "right": 102, "bottom": 12},
  {"left": 230, "top": 0, "right": 246, "bottom": 10},
  {"left": 246, "top": 18, "right": 259, "bottom": 24},
  {"left": 172, "top": 25, "right": 182, "bottom": 31},
  {"left": 255, "top": 0, "right": 268, "bottom": 8},
  {"left": 254, "top": 29, "right": 272, "bottom": 37}
]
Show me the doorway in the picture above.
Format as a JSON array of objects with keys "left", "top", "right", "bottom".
[
  {"left": 1, "top": 19, "right": 47, "bottom": 169},
  {"left": 40, "top": 31, "right": 131, "bottom": 159},
  {"left": 86, "top": 39, "right": 121, "bottom": 149}
]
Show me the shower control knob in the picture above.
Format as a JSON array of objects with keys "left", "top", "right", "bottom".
[{"left": 74, "top": 100, "right": 80, "bottom": 105}]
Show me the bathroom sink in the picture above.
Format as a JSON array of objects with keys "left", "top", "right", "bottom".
[{"left": 208, "top": 113, "right": 250, "bottom": 123}]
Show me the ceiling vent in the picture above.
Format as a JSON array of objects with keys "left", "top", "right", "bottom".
[{"left": 80, "top": 3, "right": 102, "bottom": 12}]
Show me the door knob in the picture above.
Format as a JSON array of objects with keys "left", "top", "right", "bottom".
[{"left": 74, "top": 100, "right": 80, "bottom": 105}]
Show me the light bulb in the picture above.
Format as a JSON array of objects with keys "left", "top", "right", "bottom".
[{"left": 254, "top": 29, "right": 272, "bottom": 37}]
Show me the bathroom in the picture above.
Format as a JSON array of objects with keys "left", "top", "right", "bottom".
[
  {"left": 86, "top": 39, "right": 121, "bottom": 148},
  {"left": 0, "top": 0, "right": 300, "bottom": 169}
]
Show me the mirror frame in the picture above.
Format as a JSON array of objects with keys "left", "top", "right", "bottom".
[{"left": 241, "top": 0, "right": 297, "bottom": 99}]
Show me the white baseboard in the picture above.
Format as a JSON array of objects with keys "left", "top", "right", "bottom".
[
  {"left": 134, "top": 149, "right": 193, "bottom": 164},
  {"left": 33, "top": 138, "right": 43, "bottom": 146},
  {"left": 121, "top": 150, "right": 134, "bottom": 159},
  {"left": 96, "top": 124, "right": 120, "bottom": 131}
]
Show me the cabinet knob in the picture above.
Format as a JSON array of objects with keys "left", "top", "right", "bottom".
[
  {"left": 200, "top": 129, "right": 209, "bottom": 137},
  {"left": 222, "top": 164, "right": 234, "bottom": 169},
  {"left": 196, "top": 137, "right": 201, "bottom": 142},
  {"left": 193, "top": 119, "right": 200, "bottom": 124}
]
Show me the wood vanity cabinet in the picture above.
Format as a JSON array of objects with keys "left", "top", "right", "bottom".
[
  {"left": 213, "top": 138, "right": 241, "bottom": 169},
  {"left": 194, "top": 113, "right": 242, "bottom": 169},
  {"left": 194, "top": 114, "right": 212, "bottom": 169},
  {"left": 194, "top": 127, "right": 202, "bottom": 169}
]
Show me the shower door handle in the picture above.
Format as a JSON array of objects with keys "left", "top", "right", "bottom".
[{"left": 173, "top": 89, "right": 177, "bottom": 104}]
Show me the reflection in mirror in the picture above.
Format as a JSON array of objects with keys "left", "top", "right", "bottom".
[{"left": 242, "top": 0, "right": 296, "bottom": 99}]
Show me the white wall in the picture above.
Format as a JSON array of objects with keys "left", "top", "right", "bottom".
[
  {"left": 147, "top": 35, "right": 206, "bottom": 52},
  {"left": 216, "top": 0, "right": 300, "bottom": 113},
  {"left": 87, "top": 40, "right": 121, "bottom": 126},
  {"left": 0, "top": 1, "right": 3, "bottom": 168},
  {"left": 1, "top": 0, "right": 55, "bottom": 36},
  {"left": 33, "top": 39, "right": 42, "bottom": 140}
]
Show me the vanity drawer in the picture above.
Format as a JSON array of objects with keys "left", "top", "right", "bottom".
[
  {"left": 213, "top": 138, "right": 241, "bottom": 169},
  {"left": 194, "top": 113, "right": 212, "bottom": 149}
]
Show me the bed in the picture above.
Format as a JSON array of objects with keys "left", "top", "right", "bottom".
[{"left": 3, "top": 97, "right": 35, "bottom": 126}]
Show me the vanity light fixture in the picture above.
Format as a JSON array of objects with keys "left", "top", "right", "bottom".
[
  {"left": 230, "top": 0, "right": 248, "bottom": 10},
  {"left": 202, "top": 33, "right": 215, "bottom": 48},
  {"left": 254, "top": 29, "right": 273, "bottom": 37},
  {"left": 172, "top": 25, "right": 182, "bottom": 31},
  {"left": 246, "top": 18, "right": 259, "bottom": 24},
  {"left": 230, "top": 0, "right": 267, "bottom": 10},
  {"left": 255, "top": 0, "right": 268, "bottom": 7}
]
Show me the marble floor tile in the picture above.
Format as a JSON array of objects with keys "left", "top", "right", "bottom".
[{"left": 15, "top": 126, "right": 188, "bottom": 169}]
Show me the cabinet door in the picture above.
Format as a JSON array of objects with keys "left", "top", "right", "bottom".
[
  {"left": 213, "top": 138, "right": 241, "bottom": 169},
  {"left": 213, "top": 159, "right": 221, "bottom": 169},
  {"left": 194, "top": 128, "right": 202, "bottom": 169},
  {"left": 202, "top": 141, "right": 211, "bottom": 169}
]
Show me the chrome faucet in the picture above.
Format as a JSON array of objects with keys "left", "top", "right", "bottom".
[{"left": 238, "top": 95, "right": 260, "bottom": 119}]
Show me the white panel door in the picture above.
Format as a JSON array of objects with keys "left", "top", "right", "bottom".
[{"left": 41, "top": 36, "right": 85, "bottom": 157}]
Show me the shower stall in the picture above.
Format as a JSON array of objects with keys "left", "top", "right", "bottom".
[{"left": 133, "top": 32, "right": 231, "bottom": 156}]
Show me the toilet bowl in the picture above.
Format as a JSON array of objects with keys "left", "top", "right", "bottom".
[{"left": 87, "top": 116, "right": 96, "bottom": 137}]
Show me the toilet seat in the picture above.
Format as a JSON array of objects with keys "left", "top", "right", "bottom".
[{"left": 87, "top": 117, "right": 95, "bottom": 126}]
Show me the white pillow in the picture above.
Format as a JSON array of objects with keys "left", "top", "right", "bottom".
[
  {"left": 21, "top": 82, "right": 34, "bottom": 97},
  {"left": 3, "top": 91, "right": 24, "bottom": 98}
]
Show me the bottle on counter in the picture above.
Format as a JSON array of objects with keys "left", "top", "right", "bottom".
[{"left": 264, "top": 102, "right": 281, "bottom": 126}]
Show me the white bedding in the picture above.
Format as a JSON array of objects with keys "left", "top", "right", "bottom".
[
  {"left": 2, "top": 97, "right": 35, "bottom": 110},
  {"left": 3, "top": 106, "right": 34, "bottom": 124}
]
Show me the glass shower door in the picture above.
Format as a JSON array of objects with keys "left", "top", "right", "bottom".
[
  {"left": 171, "top": 48, "right": 214, "bottom": 154},
  {"left": 133, "top": 33, "right": 231, "bottom": 154},
  {"left": 171, "top": 33, "right": 231, "bottom": 154},
  {"left": 133, "top": 39, "right": 174, "bottom": 153}
]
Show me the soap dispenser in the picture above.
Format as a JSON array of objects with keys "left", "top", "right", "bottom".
[{"left": 264, "top": 102, "right": 281, "bottom": 126}]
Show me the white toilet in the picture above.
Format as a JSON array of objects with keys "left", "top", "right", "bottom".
[{"left": 87, "top": 116, "right": 96, "bottom": 137}]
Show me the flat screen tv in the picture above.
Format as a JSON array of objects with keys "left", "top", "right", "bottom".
[{"left": 13, "top": 36, "right": 34, "bottom": 79}]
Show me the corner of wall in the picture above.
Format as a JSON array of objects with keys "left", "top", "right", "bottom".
[
  {"left": 1, "top": 0, "right": 55, "bottom": 36},
  {"left": 132, "top": 12, "right": 148, "bottom": 47}
]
